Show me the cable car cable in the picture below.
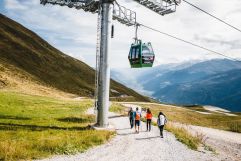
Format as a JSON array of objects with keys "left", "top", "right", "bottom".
[
  {"left": 114, "top": 0, "right": 240, "bottom": 62},
  {"left": 139, "top": 23, "right": 240, "bottom": 61},
  {"left": 183, "top": 0, "right": 241, "bottom": 33}
]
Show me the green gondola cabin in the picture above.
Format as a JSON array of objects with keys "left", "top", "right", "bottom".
[{"left": 128, "top": 40, "right": 155, "bottom": 68}]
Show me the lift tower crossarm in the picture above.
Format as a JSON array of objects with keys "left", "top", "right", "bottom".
[
  {"left": 134, "top": 0, "right": 180, "bottom": 16},
  {"left": 40, "top": 0, "right": 180, "bottom": 27},
  {"left": 40, "top": 0, "right": 136, "bottom": 26}
]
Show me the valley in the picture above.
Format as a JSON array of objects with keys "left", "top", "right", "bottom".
[{"left": 112, "top": 59, "right": 241, "bottom": 112}]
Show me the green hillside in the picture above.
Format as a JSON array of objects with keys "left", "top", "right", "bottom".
[
  {"left": 0, "top": 91, "right": 114, "bottom": 161},
  {"left": 0, "top": 14, "right": 149, "bottom": 101}
]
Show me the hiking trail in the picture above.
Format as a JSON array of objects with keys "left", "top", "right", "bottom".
[{"left": 37, "top": 108, "right": 225, "bottom": 161}]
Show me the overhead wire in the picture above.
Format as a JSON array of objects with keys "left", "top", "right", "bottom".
[
  {"left": 114, "top": 0, "right": 240, "bottom": 61},
  {"left": 138, "top": 23, "right": 240, "bottom": 61},
  {"left": 183, "top": 0, "right": 241, "bottom": 33}
]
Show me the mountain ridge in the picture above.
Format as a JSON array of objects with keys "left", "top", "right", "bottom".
[
  {"left": 154, "top": 69, "right": 241, "bottom": 111},
  {"left": 111, "top": 59, "right": 241, "bottom": 111},
  {"left": 0, "top": 13, "right": 149, "bottom": 102}
]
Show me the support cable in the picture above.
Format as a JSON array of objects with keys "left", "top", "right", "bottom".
[
  {"left": 139, "top": 23, "right": 240, "bottom": 61},
  {"left": 114, "top": 0, "right": 240, "bottom": 61},
  {"left": 183, "top": 0, "right": 241, "bottom": 33}
]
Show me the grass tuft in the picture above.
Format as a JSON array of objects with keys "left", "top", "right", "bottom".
[
  {"left": 0, "top": 91, "right": 114, "bottom": 161},
  {"left": 228, "top": 121, "right": 241, "bottom": 133},
  {"left": 140, "top": 118, "right": 201, "bottom": 150},
  {"left": 165, "top": 124, "right": 201, "bottom": 150},
  {"left": 109, "top": 103, "right": 127, "bottom": 115},
  {"left": 140, "top": 104, "right": 241, "bottom": 133}
]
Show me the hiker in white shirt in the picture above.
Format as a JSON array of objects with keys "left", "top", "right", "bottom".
[{"left": 157, "top": 112, "right": 167, "bottom": 138}]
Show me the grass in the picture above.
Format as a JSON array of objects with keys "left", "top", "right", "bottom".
[
  {"left": 0, "top": 91, "right": 114, "bottom": 161},
  {"left": 0, "top": 63, "right": 76, "bottom": 99},
  {"left": 0, "top": 130, "right": 113, "bottom": 161},
  {"left": 139, "top": 104, "right": 241, "bottom": 133},
  {"left": 184, "top": 105, "right": 211, "bottom": 113},
  {"left": 140, "top": 118, "right": 201, "bottom": 150},
  {"left": 109, "top": 103, "right": 127, "bottom": 115},
  {"left": 165, "top": 124, "right": 201, "bottom": 150},
  {"left": 0, "top": 13, "right": 150, "bottom": 102},
  {"left": 228, "top": 121, "right": 241, "bottom": 133},
  {"left": 204, "top": 144, "right": 216, "bottom": 153}
]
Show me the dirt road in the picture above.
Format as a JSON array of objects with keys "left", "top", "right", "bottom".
[
  {"left": 38, "top": 113, "right": 223, "bottom": 161},
  {"left": 122, "top": 103, "right": 241, "bottom": 161}
]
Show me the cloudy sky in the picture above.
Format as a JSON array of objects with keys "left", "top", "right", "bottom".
[{"left": 1, "top": 0, "right": 241, "bottom": 69}]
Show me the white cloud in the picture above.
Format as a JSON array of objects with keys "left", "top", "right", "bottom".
[
  {"left": 4, "top": 0, "right": 28, "bottom": 10},
  {"left": 2, "top": 0, "right": 241, "bottom": 68}
]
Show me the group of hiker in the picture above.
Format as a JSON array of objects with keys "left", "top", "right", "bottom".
[{"left": 128, "top": 107, "right": 167, "bottom": 138}]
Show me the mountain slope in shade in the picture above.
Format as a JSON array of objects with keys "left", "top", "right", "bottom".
[
  {"left": 141, "top": 59, "right": 241, "bottom": 92},
  {"left": 154, "top": 69, "right": 241, "bottom": 112},
  {"left": 0, "top": 14, "right": 149, "bottom": 102}
]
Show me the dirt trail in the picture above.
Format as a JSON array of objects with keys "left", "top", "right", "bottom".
[
  {"left": 123, "top": 103, "right": 241, "bottom": 161},
  {"left": 37, "top": 112, "right": 223, "bottom": 161},
  {"left": 183, "top": 124, "right": 241, "bottom": 161}
]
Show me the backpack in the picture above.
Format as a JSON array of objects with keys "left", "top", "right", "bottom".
[
  {"left": 135, "top": 112, "right": 140, "bottom": 120},
  {"left": 129, "top": 111, "right": 134, "bottom": 118},
  {"left": 164, "top": 117, "right": 167, "bottom": 124}
]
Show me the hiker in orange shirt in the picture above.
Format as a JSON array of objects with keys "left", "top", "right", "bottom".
[
  {"left": 134, "top": 107, "right": 142, "bottom": 133},
  {"left": 145, "top": 108, "right": 152, "bottom": 132}
]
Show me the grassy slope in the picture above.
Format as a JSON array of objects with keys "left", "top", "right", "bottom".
[
  {"left": 0, "top": 61, "right": 76, "bottom": 98},
  {"left": 139, "top": 104, "right": 241, "bottom": 133},
  {"left": 0, "top": 91, "right": 114, "bottom": 161},
  {"left": 0, "top": 13, "right": 149, "bottom": 102}
]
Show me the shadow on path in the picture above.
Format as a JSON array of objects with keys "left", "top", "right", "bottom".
[
  {"left": 116, "top": 127, "right": 131, "bottom": 130},
  {"left": 135, "top": 136, "right": 161, "bottom": 140},
  {"left": 117, "top": 132, "right": 136, "bottom": 136},
  {"left": 109, "top": 115, "right": 126, "bottom": 119}
]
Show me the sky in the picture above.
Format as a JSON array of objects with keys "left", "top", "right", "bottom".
[{"left": 1, "top": 0, "right": 241, "bottom": 69}]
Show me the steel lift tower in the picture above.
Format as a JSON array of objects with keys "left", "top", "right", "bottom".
[{"left": 40, "top": 0, "right": 179, "bottom": 128}]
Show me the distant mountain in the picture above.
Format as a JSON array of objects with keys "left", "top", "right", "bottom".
[
  {"left": 110, "top": 63, "right": 184, "bottom": 95},
  {"left": 0, "top": 14, "right": 150, "bottom": 102},
  {"left": 154, "top": 69, "right": 241, "bottom": 112},
  {"left": 112, "top": 59, "right": 241, "bottom": 111},
  {"left": 111, "top": 68, "right": 155, "bottom": 96},
  {"left": 141, "top": 59, "right": 241, "bottom": 92}
]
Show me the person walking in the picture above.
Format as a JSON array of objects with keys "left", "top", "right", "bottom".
[
  {"left": 145, "top": 108, "right": 152, "bottom": 132},
  {"left": 134, "top": 107, "right": 142, "bottom": 133},
  {"left": 157, "top": 112, "right": 167, "bottom": 138},
  {"left": 128, "top": 108, "right": 135, "bottom": 129}
]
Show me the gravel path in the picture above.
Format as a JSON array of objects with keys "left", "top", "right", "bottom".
[
  {"left": 37, "top": 113, "right": 222, "bottom": 161},
  {"left": 122, "top": 103, "right": 241, "bottom": 161},
  {"left": 185, "top": 125, "right": 241, "bottom": 161}
]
